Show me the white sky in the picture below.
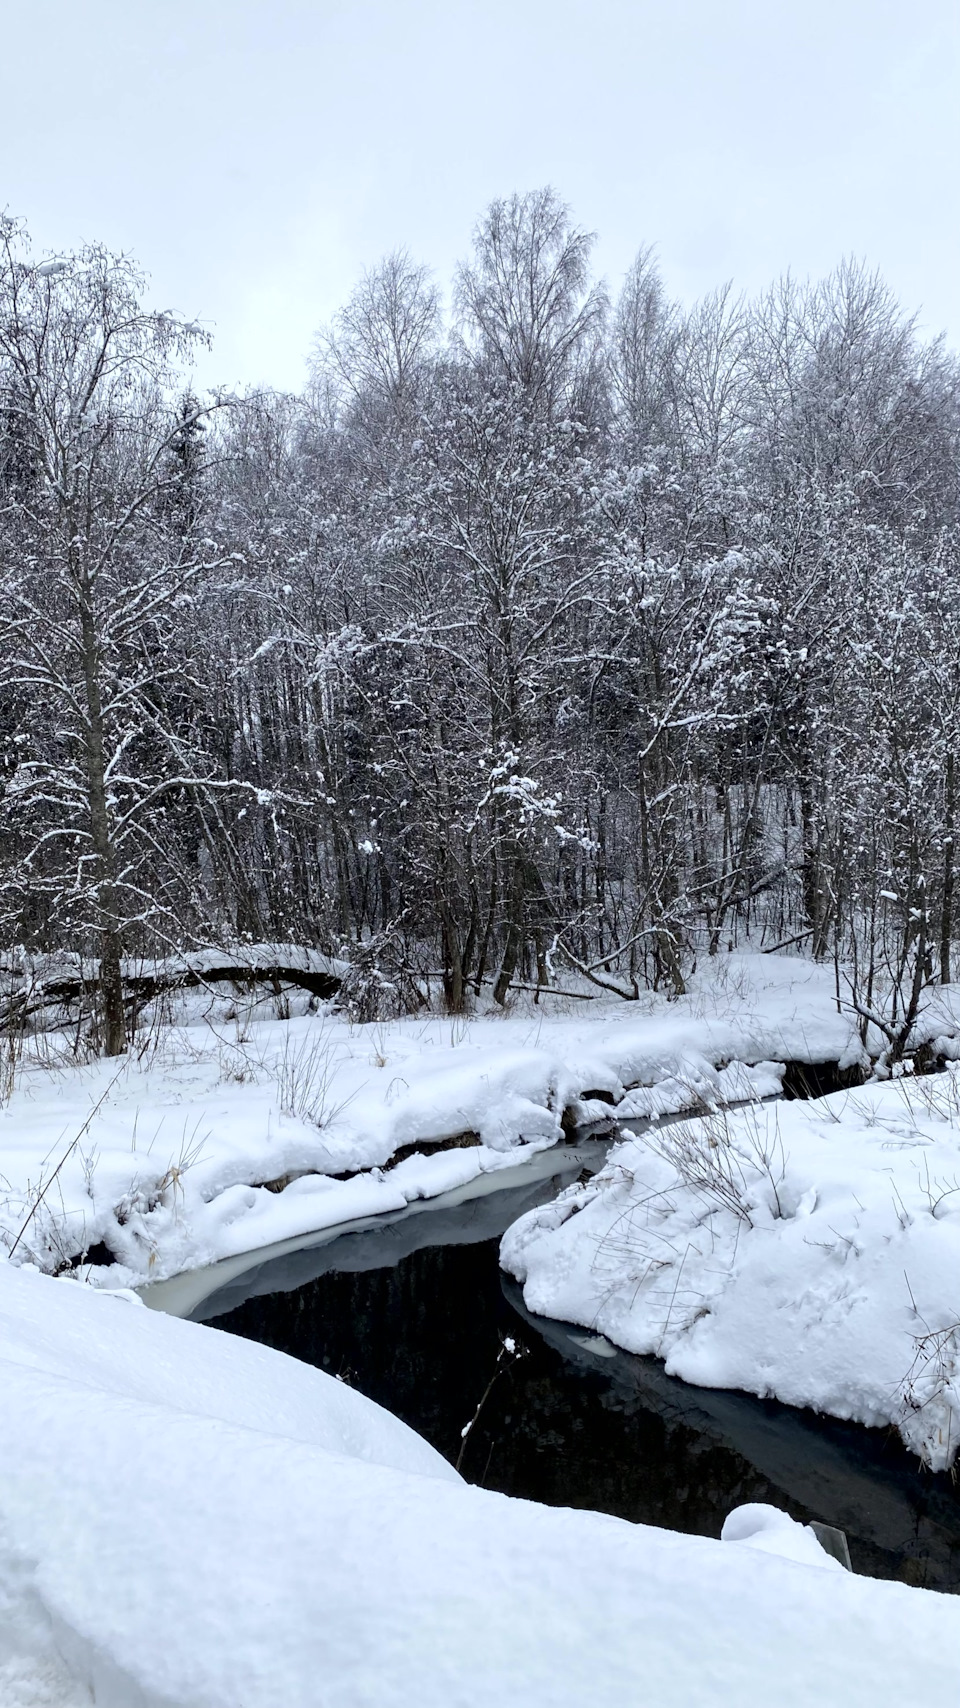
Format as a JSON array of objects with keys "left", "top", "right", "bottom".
[{"left": 4, "top": 0, "right": 958, "bottom": 391}]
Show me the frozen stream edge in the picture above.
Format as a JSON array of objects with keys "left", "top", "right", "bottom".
[
  {"left": 140, "top": 1138, "right": 612, "bottom": 1318},
  {"left": 140, "top": 1093, "right": 782, "bottom": 1320}
]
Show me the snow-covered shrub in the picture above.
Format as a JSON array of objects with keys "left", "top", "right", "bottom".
[{"left": 334, "top": 931, "right": 426, "bottom": 1024}]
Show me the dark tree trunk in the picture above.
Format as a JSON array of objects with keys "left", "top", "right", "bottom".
[
  {"left": 77, "top": 561, "right": 126, "bottom": 1056},
  {"left": 942, "top": 751, "right": 955, "bottom": 985}
]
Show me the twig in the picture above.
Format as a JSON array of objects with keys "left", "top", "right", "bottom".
[
  {"left": 8, "top": 1062, "right": 127, "bottom": 1257},
  {"left": 455, "top": 1337, "right": 526, "bottom": 1472}
]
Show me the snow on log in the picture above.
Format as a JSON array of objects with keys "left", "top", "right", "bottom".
[{"left": 0, "top": 944, "right": 350, "bottom": 1022}]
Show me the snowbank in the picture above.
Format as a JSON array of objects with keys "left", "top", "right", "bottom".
[
  {"left": 502, "top": 1066, "right": 960, "bottom": 1468},
  {"left": 2, "top": 1259, "right": 959, "bottom": 1707},
  {"left": 1, "top": 954, "right": 957, "bottom": 1298},
  {"left": 0, "top": 955, "right": 877, "bottom": 1288}
]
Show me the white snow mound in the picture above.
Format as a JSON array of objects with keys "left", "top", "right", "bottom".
[
  {"left": 2, "top": 1260, "right": 960, "bottom": 1706},
  {"left": 502, "top": 1069, "right": 960, "bottom": 1466}
]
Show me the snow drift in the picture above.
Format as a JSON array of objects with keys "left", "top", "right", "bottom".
[
  {"left": 2, "top": 1259, "right": 960, "bottom": 1707},
  {"left": 502, "top": 1067, "right": 960, "bottom": 1467}
]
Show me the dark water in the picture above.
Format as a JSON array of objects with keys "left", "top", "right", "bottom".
[{"left": 207, "top": 1170, "right": 960, "bottom": 1592}]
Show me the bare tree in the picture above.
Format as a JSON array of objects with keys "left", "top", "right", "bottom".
[
  {"left": 455, "top": 188, "right": 607, "bottom": 416},
  {"left": 312, "top": 249, "right": 440, "bottom": 435},
  {"left": 0, "top": 219, "right": 224, "bottom": 1052}
]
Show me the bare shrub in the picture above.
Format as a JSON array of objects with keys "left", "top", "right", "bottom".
[
  {"left": 643, "top": 1097, "right": 787, "bottom": 1225},
  {"left": 275, "top": 1025, "right": 354, "bottom": 1130},
  {"left": 901, "top": 1318, "right": 960, "bottom": 1468}
]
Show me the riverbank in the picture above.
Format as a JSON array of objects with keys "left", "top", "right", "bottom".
[
  {"left": 3, "top": 951, "right": 959, "bottom": 1465},
  {"left": 502, "top": 1067, "right": 960, "bottom": 1468},
  {"left": 0, "top": 954, "right": 898, "bottom": 1289}
]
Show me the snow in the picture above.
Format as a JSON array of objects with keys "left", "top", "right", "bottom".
[
  {"left": 3, "top": 952, "right": 960, "bottom": 1468},
  {"left": 2, "top": 1258, "right": 960, "bottom": 1707},
  {"left": 144, "top": 1138, "right": 611, "bottom": 1319},
  {"left": 0, "top": 941, "right": 350, "bottom": 993},
  {"left": 0, "top": 953, "right": 882, "bottom": 1294},
  {"left": 720, "top": 1503, "right": 844, "bottom": 1570},
  {"left": 501, "top": 1065, "right": 960, "bottom": 1468}
]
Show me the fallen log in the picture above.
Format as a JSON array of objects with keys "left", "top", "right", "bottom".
[{"left": 0, "top": 944, "right": 349, "bottom": 1028}]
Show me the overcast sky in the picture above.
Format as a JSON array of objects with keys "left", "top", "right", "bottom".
[{"left": 4, "top": 0, "right": 958, "bottom": 391}]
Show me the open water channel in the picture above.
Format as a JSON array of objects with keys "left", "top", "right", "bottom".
[{"left": 184, "top": 1139, "right": 960, "bottom": 1594}]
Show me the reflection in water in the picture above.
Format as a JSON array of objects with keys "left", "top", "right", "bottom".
[{"left": 208, "top": 1174, "right": 960, "bottom": 1592}]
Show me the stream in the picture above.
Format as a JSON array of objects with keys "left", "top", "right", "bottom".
[{"left": 196, "top": 1149, "right": 960, "bottom": 1594}]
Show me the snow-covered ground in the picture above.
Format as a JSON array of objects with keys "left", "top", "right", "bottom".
[
  {"left": 3, "top": 951, "right": 960, "bottom": 1462},
  {"left": 2, "top": 1258, "right": 959, "bottom": 1708},
  {"left": 0, "top": 953, "right": 881, "bottom": 1289},
  {"left": 502, "top": 1066, "right": 960, "bottom": 1468},
  {"left": 3, "top": 955, "right": 960, "bottom": 1701}
]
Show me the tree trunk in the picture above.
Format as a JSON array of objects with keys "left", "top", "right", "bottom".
[
  {"left": 78, "top": 614, "right": 126, "bottom": 1052},
  {"left": 493, "top": 848, "right": 524, "bottom": 1006},
  {"left": 797, "top": 767, "right": 831, "bottom": 961},
  {"left": 942, "top": 751, "right": 955, "bottom": 985},
  {"left": 439, "top": 896, "right": 466, "bottom": 1013},
  {"left": 77, "top": 566, "right": 126, "bottom": 1056}
]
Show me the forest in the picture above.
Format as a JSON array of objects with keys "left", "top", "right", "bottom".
[{"left": 1, "top": 188, "right": 958, "bottom": 1054}]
